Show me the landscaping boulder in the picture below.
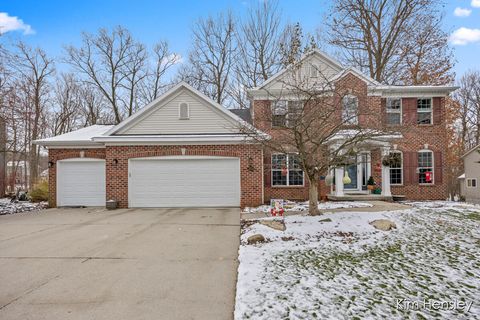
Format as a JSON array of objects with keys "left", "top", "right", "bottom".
[
  {"left": 259, "top": 220, "right": 286, "bottom": 231},
  {"left": 369, "top": 219, "right": 396, "bottom": 231},
  {"left": 247, "top": 234, "right": 265, "bottom": 244}
]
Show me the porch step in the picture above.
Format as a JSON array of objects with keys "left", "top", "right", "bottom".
[{"left": 327, "top": 194, "right": 393, "bottom": 201}]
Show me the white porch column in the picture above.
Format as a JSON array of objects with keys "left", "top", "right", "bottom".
[
  {"left": 381, "top": 148, "right": 392, "bottom": 197},
  {"left": 334, "top": 167, "right": 344, "bottom": 196}
]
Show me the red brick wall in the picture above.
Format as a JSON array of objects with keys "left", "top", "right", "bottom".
[
  {"left": 105, "top": 144, "right": 263, "bottom": 208},
  {"left": 47, "top": 148, "right": 106, "bottom": 207},
  {"left": 252, "top": 73, "right": 448, "bottom": 201},
  {"left": 48, "top": 144, "right": 263, "bottom": 208}
]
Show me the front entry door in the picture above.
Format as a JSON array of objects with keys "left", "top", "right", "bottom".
[{"left": 344, "top": 164, "right": 358, "bottom": 190}]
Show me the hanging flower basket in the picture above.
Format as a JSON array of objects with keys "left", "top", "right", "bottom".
[{"left": 382, "top": 153, "right": 401, "bottom": 167}]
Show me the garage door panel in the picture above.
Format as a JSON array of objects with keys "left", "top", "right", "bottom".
[
  {"left": 57, "top": 160, "right": 106, "bottom": 207},
  {"left": 129, "top": 158, "right": 240, "bottom": 207}
]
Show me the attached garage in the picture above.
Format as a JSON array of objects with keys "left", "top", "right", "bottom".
[
  {"left": 57, "top": 158, "right": 106, "bottom": 207},
  {"left": 128, "top": 156, "right": 240, "bottom": 207}
]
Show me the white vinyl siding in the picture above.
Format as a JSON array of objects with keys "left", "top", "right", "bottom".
[
  {"left": 119, "top": 89, "right": 236, "bottom": 135},
  {"left": 263, "top": 55, "right": 342, "bottom": 90},
  {"left": 467, "top": 178, "right": 477, "bottom": 188}
]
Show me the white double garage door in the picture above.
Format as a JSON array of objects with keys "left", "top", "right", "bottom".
[{"left": 57, "top": 157, "right": 241, "bottom": 207}]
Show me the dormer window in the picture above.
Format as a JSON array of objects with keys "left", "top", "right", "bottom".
[{"left": 179, "top": 102, "right": 189, "bottom": 120}]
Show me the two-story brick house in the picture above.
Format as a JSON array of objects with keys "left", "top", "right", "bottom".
[
  {"left": 246, "top": 49, "right": 457, "bottom": 202},
  {"left": 35, "top": 49, "right": 457, "bottom": 208}
]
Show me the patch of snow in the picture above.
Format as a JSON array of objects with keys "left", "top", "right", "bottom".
[
  {"left": 235, "top": 201, "right": 480, "bottom": 319},
  {"left": 243, "top": 200, "right": 373, "bottom": 214},
  {"left": 34, "top": 124, "right": 114, "bottom": 144},
  {"left": 0, "top": 198, "right": 47, "bottom": 215}
]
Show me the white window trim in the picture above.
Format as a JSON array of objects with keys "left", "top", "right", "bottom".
[
  {"left": 271, "top": 153, "right": 305, "bottom": 187},
  {"left": 386, "top": 97, "right": 402, "bottom": 125},
  {"left": 417, "top": 149, "right": 434, "bottom": 185},
  {"left": 342, "top": 95, "right": 358, "bottom": 125},
  {"left": 178, "top": 102, "right": 190, "bottom": 120},
  {"left": 417, "top": 98, "right": 433, "bottom": 125},
  {"left": 467, "top": 178, "right": 477, "bottom": 188},
  {"left": 389, "top": 150, "right": 403, "bottom": 185}
]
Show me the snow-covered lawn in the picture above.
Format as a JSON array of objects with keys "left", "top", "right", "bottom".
[
  {"left": 0, "top": 198, "right": 47, "bottom": 215},
  {"left": 236, "top": 201, "right": 480, "bottom": 319},
  {"left": 243, "top": 200, "right": 373, "bottom": 214}
]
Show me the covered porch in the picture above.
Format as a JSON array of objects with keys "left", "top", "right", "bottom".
[{"left": 325, "top": 132, "right": 402, "bottom": 201}]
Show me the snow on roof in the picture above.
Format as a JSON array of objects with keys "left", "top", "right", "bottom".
[
  {"left": 458, "top": 173, "right": 465, "bottom": 179},
  {"left": 33, "top": 125, "right": 114, "bottom": 146}
]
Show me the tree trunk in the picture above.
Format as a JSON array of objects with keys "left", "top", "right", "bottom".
[
  {"left": 0, "top": 117, "right": 6, "bottom": 196},
  {"left": 308, "top": 175, "right": 321, "bottom": 216}
]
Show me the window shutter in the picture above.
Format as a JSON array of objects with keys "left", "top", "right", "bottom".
[
  {"left": 264, "top": 155, "right": 271, "bottom": 187},
  {"left": 432, "top": 97, "right": 442, "bottom": 125},
  {"left": 434, "top": 151, "right": 443, "bottom": 184},
  {"left": 402, "top": 98, "right": 416, "bottom": 125},
  {"left": 403, "top": 152, "right": 411, "bottom": 184},
  {"left": 380, "top": 98, "right": 387, "bottom": 126},
  {"left": 403, "top": 151, "right": 418, "bottom": 185}
]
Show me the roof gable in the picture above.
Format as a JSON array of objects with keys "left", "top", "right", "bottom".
[
  {"left": 254, "top": 49, "right": 344, "bottom": 91},
  {"left": 107, "top": 82, "right": 246, "bottom": 136}
]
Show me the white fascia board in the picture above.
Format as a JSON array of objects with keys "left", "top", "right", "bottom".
[
  {"left": 33, "top": 140, "right": 105, "bottom": 148},
  {"left": 369, "top": 85, "right": 459, "bottom": 97},
  {"left": 92, "top": 134, "right": 270, "bottom": 145}
]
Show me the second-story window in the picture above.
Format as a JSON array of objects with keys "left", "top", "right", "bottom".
[
  {"left": 417, "top": 98, "right": 432, "bottom": 125},
  {"left": 386, "top": 98, "right": 401, "bottom": 125},
  {"left": 342, "top": 95, "right": 358, "bottom": 125},
  {"left": 272, "top": 100, "right": 287, "bottom": 127},
  {"left": 272, "top": 100, "right": 303, "bottom": 128}
]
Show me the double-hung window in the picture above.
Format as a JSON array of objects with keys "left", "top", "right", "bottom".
[
  {"left": 342, "top": 95, "right": 358, "bottom": 125},
  {"left": 272, "top": 100, "right": 287, "bottom": 127},
  {"left": 417, "top": 98, "right": 432, "bottom": 125},
  {"left": 418, "top": 150, "right": 434, "bottom": 184},
  {"left": 271, "top": 154, "right": 304, "bottom": 186},
  {"left": 389, "top": 151, "right": 403, "bottom": 185},
  {"left": 272, "top": 100, "right": 303, "bottom": 128},
  {"left": 386, "top": 98, "right": 401, "bottom": 125}
]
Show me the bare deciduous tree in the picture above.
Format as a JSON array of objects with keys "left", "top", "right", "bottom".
[
  {"left": 179, "top": 12, "right": 235, "bottom": 105},
  {"left": 138, "top": 41, "right": 180, "bottom": 105},
  {"left": 400, "top": 13, "right": 455, "bottom": 85},
  {"left": 327, "top": 0, "right": 439, "bottom": 84},
  {"left": 11, "top": 42, "right": 54, "bottom": 189},
  {"left": 64, "top": 26, "right": 146, "bottom": 123}
]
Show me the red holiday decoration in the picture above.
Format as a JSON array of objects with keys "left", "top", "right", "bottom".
[{"left": 425, "top": 171, "right": 432, "bottom": 182}]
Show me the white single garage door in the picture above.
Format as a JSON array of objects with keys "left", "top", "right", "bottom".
[
  {"left": 129, "top": 157, "right": 240, "bottom": 207},
  {"left": 57, "top": 158, "right": 106, "bottom": 206}
]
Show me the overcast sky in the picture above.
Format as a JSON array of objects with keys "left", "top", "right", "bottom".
[{"left": 1, "top": 0, "right": 479, "bottom": 80}]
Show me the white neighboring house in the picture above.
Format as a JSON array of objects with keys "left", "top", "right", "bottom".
[{"left": 459, "top": 145, "right": 480, "bottom": 204}]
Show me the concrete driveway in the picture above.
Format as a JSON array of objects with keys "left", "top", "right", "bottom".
[{"left": 0, "top": 207, "right": 240, "bottom": 320}]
